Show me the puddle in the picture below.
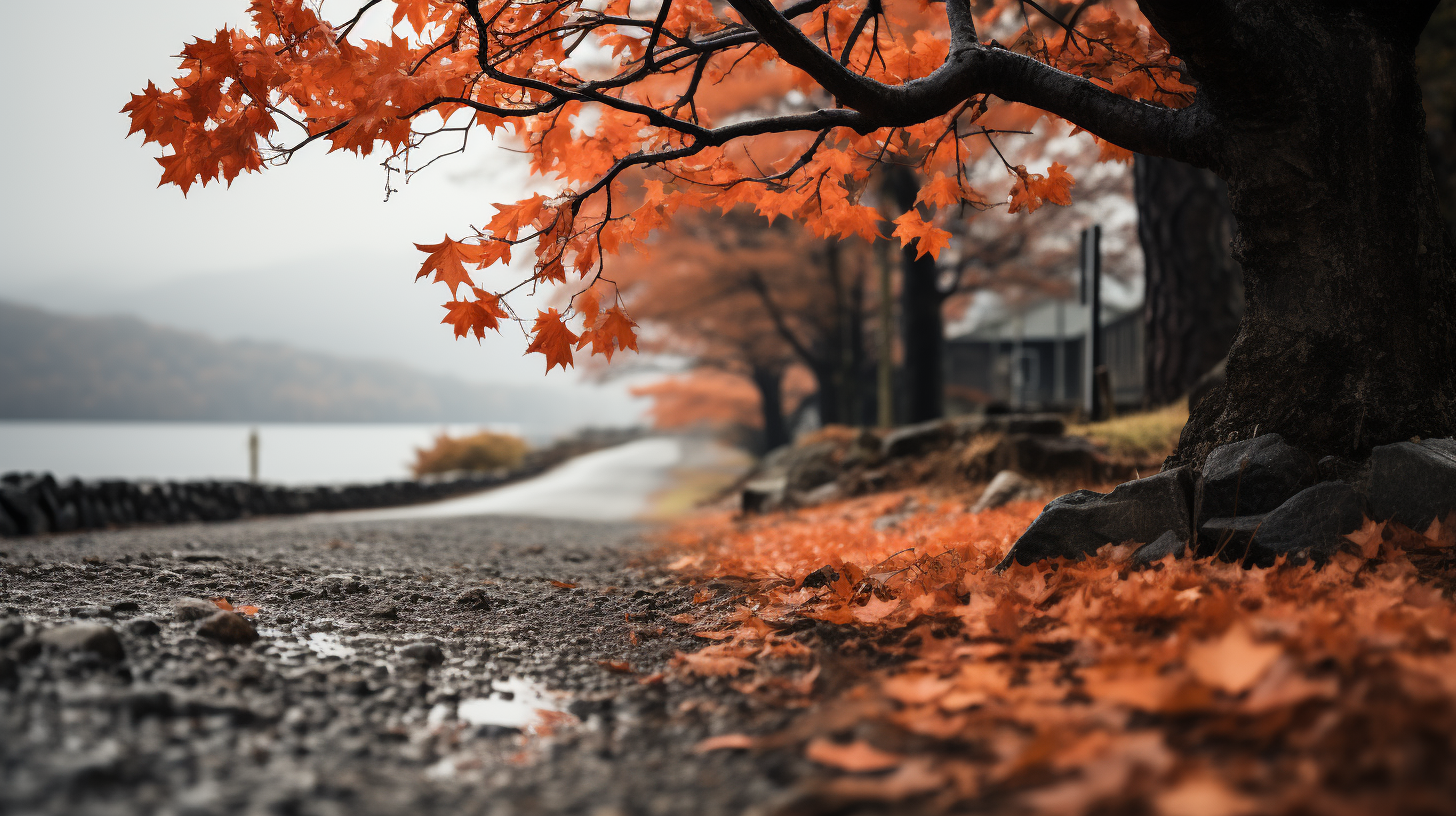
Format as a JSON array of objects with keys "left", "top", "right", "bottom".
[
  {"left": 258, "top": 630, "right": 358, "bottom": 661},
  {"left": 456, "top": 677, "right": 573, "bottom": 734}
]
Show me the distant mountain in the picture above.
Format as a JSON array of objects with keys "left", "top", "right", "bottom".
[{"left": 0, "top": 299, "right": 632, "bottom": 432}]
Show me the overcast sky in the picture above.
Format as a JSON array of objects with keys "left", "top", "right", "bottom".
[{"left": 0, "top": 0, "right": 648, "bottom": 412}]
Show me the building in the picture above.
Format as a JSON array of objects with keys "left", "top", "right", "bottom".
[{"left": 945, "top": 298, "right": 1144, "bottom": 413}]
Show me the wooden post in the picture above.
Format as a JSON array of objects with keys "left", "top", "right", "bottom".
[
  {"left": 1081, "top": 225, "right": 1104, "bottom": 421},
  {"left": 248, "top": 428, "right": 259, "bottom": 484}
]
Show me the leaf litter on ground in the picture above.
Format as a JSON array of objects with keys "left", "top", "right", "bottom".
[{"left": 659, "top": 488, "right": 1456, "bottom": 815}]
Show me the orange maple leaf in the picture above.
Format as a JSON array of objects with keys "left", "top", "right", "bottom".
[
  {"left": 524, "top": 308, "right": 579, "bottom": 372},
  {"left": 577, "top": 306, "right": 639, "bottom": 361},
  {"left": 891, "top": 211, "right": 952, "bottom": 260},
  {"left": 805, "top": 737, "right": 905, "bottom": 772},
  {"left": 441, "top": 289, "right": 508, "bottom": 340},
  {"left": 415, "top": 236, "right": 481, "bottom": 296}
]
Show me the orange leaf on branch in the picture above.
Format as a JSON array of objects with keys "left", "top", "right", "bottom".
[{"left": 524, "top": 308, "right": 579, "bottom": 372}]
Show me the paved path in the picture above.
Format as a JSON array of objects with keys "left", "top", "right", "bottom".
[{"left": 324, "top": 436, "right": 748, "bottom": 523}]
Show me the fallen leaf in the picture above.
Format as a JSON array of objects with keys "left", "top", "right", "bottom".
[
  {"left": 550, "top": 580, "right": 578, "bottom": 589},
  {"left": 805, "top": 737, "right": 904, "bottom": 772},
  {"left": 598, "top": 659, "right": 634, "bottom": 673},
  {"left": 1185, "top": 625, "right": 1282, "bottom": 695},
  {"left": 1155, "top": 773, "right": 1258, "bottom": 816},
  {"left": 694, "top": 733, "right": 756, "bottom": 753},
  {"left": 210, "top": 598, "right": 233, "bottom": 611}
]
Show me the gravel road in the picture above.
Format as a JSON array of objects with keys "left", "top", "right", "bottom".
[{"left": 0, "top": 510, "right": 827, "bottom": 816}]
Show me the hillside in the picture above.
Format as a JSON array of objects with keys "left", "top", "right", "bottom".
[{"left": 0, "top": 299, "right": 608, "bottom": 429}]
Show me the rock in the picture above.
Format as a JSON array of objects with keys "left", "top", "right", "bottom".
[
  {"left": 1367, "top": 438, "right": 1456, "bottom": 532},
  {"left": 37, "top": 623, "right": 125, "bottom": 661},
  {"left": 1130, "top": 530, "right": 1186, "bottom": 568},
  {"left": 784, "top": 441, "right": 842, "bottom": 493},
  {"left": 741, "top": 477, "right": 787, "bottom": 515},
  {"left": 1247, "top": 482, "right": 1367, "bottom": 566},
  {"left": 1198, "top": 434, "right": 1318, "bottom": 523},
  {"left": 1198, "top": 515, "right": 1267, "bottom": 558},
  {"left": 0, "top": 617, "right": 25, "bottom": 647},
  {"left": 983, "top": 434, "right": 1108, "bottom": 482},
  {"left": 67, "top": 606, "right": 113, "bottom": 619},
  {"left": 173, "top": 597, "right": 219, "bottom": 621},
  {"left": 126, "top": 619, "right": 162, "bottom": 637},
  {"left": 454, "top": 588, "right": 494, "bottom": 610},
  {"left": 797, "top": 482, "right": 843, "bottom": 507},
  {"left": 110, "top": 600, "right": 141, "bottom": 614},
  {"left": 400, "top": 640, "right": 445, "bottom": 665},
  {"left": 196, "top": 611, "right": 259, "bottom": 645},
  {"left": 881, "top": 419, "right": 955, "bottom": 459},
  {"left": 970, "top": 470, "right": 1045, "bottom": 513},
  {"left": 997, "top": 468, "right": 1193, "bottom": 569},
  {"left": 369, "top": 603, "right": 400, "bottom": 620},
  {"left": 0, "top": 655, "right": 15, "bottom": 688}
]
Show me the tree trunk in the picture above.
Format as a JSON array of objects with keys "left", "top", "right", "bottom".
[
  {"left": 749, "top": 364, "right": 791, "bottom": 451},
  {"left": 1169, "top": 10, "right": 1456, "bottom": 467},
  {"left": 885, "top": 166, "right": 944, "bottom": 423},
  {"left": 1135, "top": 155, "right": 1243, "bottom": 407}
]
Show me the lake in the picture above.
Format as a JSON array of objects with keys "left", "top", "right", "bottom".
[{"left": 0, "top": 421, "right": 523, "bottom": 485}]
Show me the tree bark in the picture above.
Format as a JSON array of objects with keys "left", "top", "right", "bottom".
[
  {"left": 749, "top": 364, "right": 791, "bottom": 451},
  {"left": 886, "top": 166, "right": 945, "bottom": 423},
  {"left": 1134, "top": 155, "right": 1243, "bottom": 407},
  {"left": 1166, "top": 6, "right": 1456, "bottom": 467}
]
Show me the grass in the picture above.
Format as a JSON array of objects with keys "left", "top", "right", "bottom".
[{"left": 1067, "top": 399, "right": 1189, "bottom": 462}]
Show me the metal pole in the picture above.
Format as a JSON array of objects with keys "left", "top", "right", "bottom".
[{"left": 1082, "top": 225, "right": 1103, "bottom": 421}]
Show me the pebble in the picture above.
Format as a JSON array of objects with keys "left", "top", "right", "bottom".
[
  {"left": 127, "top": 619, "right": 162, "bottom": 637},
  {"left": 197, "top": 611, "right": 259, "bottom": 645},
  {"left": 0, "top": 618, "right": 25, "bottom": 647},
  {"left": 174, "top": 597, "right": 219, "bottom": 622},
  {"left": 400, "top": 640, "right": 445, "bottom": 665},
  {"left": 111, "top": 601, "right": 141, "bottom": 614},
  {"left": 454, "top": 588, "right": 493, "bottom": 610},
  {"left": 37, "top": 622, "right": 126, "bottom": 661},
  {"left": 369, "top": 603, "right": 400, "bottom": 620}
]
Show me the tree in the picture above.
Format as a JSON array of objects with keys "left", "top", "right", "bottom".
[
  {"left": 128, "top": 0, "right": 1456, "bottom": 469},
  {"left": 1134, "top": 155, "right": 1242, "bottom": 408},
  {"left": 610, "top": 207, "right": 879, "bottom": 434}
]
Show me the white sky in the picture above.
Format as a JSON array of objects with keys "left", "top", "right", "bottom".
[{"left": 0, "top": 0, "right": 649, "bottom": 418}]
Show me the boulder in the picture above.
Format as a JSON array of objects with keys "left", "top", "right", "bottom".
[
  {"left": 1198, "top": 434, "right": 1318, "bottom": 523},
  {"left": 0, "top": 486, "right": 48, "bottom": 536},
  {"left": 37, "top": 623, "right": 125, "bottom": 661},
  {"left": 1245, "top": 481, "right": 1366, "bottom": 566},
  {"left": 997, "top": 468, "right": 1193, "bottom": 568},
  {"left": 196, "top": 611, "right": 259, "bottom": 645},
  {"left": 881, "top": 420, "right": 955, "bottom": 459},
  {"left": 970, "top": 470, "right": 1045, "bottom": 514},
  {"left": 1130, "top": 530, "right": 1187, "bottom": 569},
  {"left": 1367, "top": 438, "right": 1456, "bottom": 532},
  {"left": 783, "top": 441, "right": 843, "bottom": 493},
  {"left": 1198, "top": 515, "right": 1267, "bottom": 558}
]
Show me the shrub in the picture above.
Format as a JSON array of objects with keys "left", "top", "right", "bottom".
[{"left": 411, "top": 430, "right": 529, "bottom": 477}]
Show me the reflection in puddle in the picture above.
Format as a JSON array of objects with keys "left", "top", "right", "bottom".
[
  {"left": 456, "top": 677, "right": 571, "bottom": 734},
  {"left": 305, "top": 632, "right": 356, "bottom": 659},
  {"left": 258, "top": 629, "right": 358, "bottom": 661}
]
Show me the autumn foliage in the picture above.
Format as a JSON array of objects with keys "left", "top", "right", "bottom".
[
  {"left": 125, "top": 0, "right": 1188, "bottom": 370},
  {"left": 411, "top": 429, "right": 528, "bottom": 475},
  {"left": 662, "top": 494, "right": 1456, "bottom": 812}
]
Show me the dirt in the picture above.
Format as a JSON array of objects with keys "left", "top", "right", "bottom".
[{"left": 0, "top": 514, "right": 832, "bottom": 816}]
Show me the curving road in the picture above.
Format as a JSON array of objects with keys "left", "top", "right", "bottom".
[{"left": 320, "top": 436, "right": 739, "bottom": 523}]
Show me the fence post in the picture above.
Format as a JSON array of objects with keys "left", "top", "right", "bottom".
[{"left": 1081, "top": 225, "right": 1104, "bottom": 421}]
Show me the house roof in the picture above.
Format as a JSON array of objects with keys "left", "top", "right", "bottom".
[{"left": 951, "top": 298, "right": 1139, "bottom": 343}]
